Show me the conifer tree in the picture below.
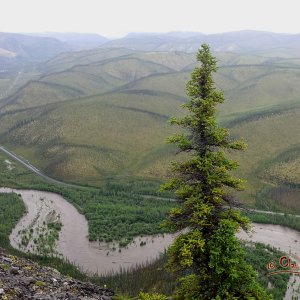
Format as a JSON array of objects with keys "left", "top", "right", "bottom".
[{"left": 162, "top": 44, "right": 271, "bottom": 299}]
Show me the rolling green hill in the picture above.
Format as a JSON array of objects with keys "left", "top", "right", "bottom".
[
  {"left": 1, "top": 46, "right": 300, "bottom": 212},
  {"left": 0, "top": 90, "right": 180, "bottom": 185},
  {"left": 0, "top": 80, "right": 84, "bottom": 112},
  {"left": 0, "top": 49, "right": 192, "bottom": 112},
  {"left": 39, "top": 48, "right": 136, "bottom": 74}
]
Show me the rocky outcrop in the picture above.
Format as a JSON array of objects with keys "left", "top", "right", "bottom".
[{"left": 0, "top": 248, "right": 113, "bottom": 299}]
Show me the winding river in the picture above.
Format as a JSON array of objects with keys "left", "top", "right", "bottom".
[
  {"left": 1, "top": 187, "right": 300, "bottom": 298},
  {"left": 0, "top": 188, "right": 177, "bottom": 275}
]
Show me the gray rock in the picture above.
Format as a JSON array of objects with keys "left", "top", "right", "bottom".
[
  {"left": 67, "top": 293, "right": 79, "bottom": 300},
  {"left": 52, "top": 277, "right": 58, "bottom": 285},
  {"left": 100, "top": 296, "right": 112, "bottom": 300},
  {"left": 0, "top": 247, "right": 114, "bottom": 299},
  {"left": 21, "top": 276, "right": 36, "bottom": 285},
  {"left": 9, "top": 266, "right": 20, "bottom": 274},
  {"left": 2, "top": 257, "right": 12, "bottom": 264}
]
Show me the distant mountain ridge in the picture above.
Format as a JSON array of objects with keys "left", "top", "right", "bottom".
[
  {"left": 2, "top": 30, "right": 300, "bottom": 67},
  {"left": 0, "top": 32, "right": 109, "bottom": 66},
  {"left": 29, "top": 32, "right": 109, "bottom": 50},
  {"left": 101, "top": 30, "right": 300, "bottom": 55}
]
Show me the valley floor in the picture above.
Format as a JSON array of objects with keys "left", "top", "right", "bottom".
[
  {"left": 0, "top": 188, "right": 177, "bottom": 275},
  {"left": 1, "top": 186, "right": 300, "bottom": 299}
]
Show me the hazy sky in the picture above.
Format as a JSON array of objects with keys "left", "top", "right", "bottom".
[{"left": 1, "top": 0, "right": 299, "bottom": 37}]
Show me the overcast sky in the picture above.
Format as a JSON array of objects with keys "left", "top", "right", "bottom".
[{"left": 1, "top": 0, "right": 299, "bottom": 37}]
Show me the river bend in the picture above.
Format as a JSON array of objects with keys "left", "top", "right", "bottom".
[{"left": 1, "top": 187, "right": 300, "bottom": 282}]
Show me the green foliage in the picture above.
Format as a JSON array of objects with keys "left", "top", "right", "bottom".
[
  {"left": 243, "top": 210, "right": 300, "bottom": 232},
  {"left": 163, "top": 44, "right": 270, "bottom": 299},
  {"left": 97, "top": 254, "right": 176, "bottom": 297},
  {"left": 244, "top": 243, "right": 289, "bottom": 300},
  {"left": 0, "top": 152, "right": 174, "bottom": 244},
  {"left": 101, "top": 243, "right": 288, "bottom": 299},
  {"left": 0, "top": 193, "right": 26, "bottom": 244},
  {"left": 137, "top": 292, "right": 168, "bottom": 300}
]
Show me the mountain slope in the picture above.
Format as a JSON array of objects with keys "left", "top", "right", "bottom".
[
  {"left": 0, "top": 91, "right": 180, "bottom": 184},
  {"left": 0, "top": 80, "right": 84, "bottom": 112},
  {"left": 1, "top": 44, "right": 300, "bottom": 211},
  {"left": 0, "top": 51, "right": 191, "bottom": 112}
]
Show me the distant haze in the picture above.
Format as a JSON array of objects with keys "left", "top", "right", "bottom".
[{"left": 1, "top": 0, "right": 300, "bottom": 37}]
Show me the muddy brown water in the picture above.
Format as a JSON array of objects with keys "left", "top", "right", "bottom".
[
  {"left": 0, "top": 188, "right": 176, "bottom": 275},
  {"left": 238, "top": 224, "right": 300, "bottom": 261},
  {"left": 1, "top": 188, "right": 300, "bottom": 278}
]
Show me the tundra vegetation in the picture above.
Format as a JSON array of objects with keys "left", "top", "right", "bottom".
[
  {"left": 2, "top": 45, "right": 300, "bottom": 214},
  {"left": 0, "top": 152, "right": 174, "bottom": 245}
]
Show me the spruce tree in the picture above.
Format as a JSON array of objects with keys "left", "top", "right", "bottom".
[{"left": 162, "top": 44, "right": 271, "bottom": 299}]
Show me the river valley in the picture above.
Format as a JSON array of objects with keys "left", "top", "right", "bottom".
[
  {"left": 1, "top": 187, "right": 300, "bottom": 297},
  {"left": 0, "top": 188, "right": 177, "bottom": 275}
]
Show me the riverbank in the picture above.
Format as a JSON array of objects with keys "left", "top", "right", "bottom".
[
  {"left": 0, "top": 188, "right": 177, "bottom": 275},
  {"left": 238, "top": 223, "right": 300, "bottom": 261},
  {"left": 238, "top": 224, "right": 300, "bottom": 299},
  {"left": 1, "top": 187, "right": 300, "bottom": 297}
]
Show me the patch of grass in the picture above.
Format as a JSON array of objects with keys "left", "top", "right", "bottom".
[
  {"left": 257, "top": 145, "right": 300, "bottom": 186},
  {"left": 41, "top": 48, "right": 136, "bottom": 74},
  {"left": 0, "top": 80, "right": 83, "bottom": 112},
  {"left": 0, "top": 193, "right": 26, "bottom": 240}
]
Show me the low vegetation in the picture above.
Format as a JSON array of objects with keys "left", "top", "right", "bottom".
[
  {"left": 17, "top": 216, "right": 62, "bottom": 256},
  {"left": 0, "top": 152, "right": 174, "bottom": 245},
  {"left": 1, "top": 47, "right": 300, "bottom": 212},
  {"left": 0, "top": 197, "right": 290, "bottom": 300},
  {"left": 0, "top": 193, "right": 26, "bottom": 247},
  {"left": 0, "top": 134, "right": 294, "bottom": 299},
  {"left": 98, "top": 244, "right": 290, "bottom": 300},
  {"left": 243, "top": 210, "right": 300, "bottom": 231}
]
